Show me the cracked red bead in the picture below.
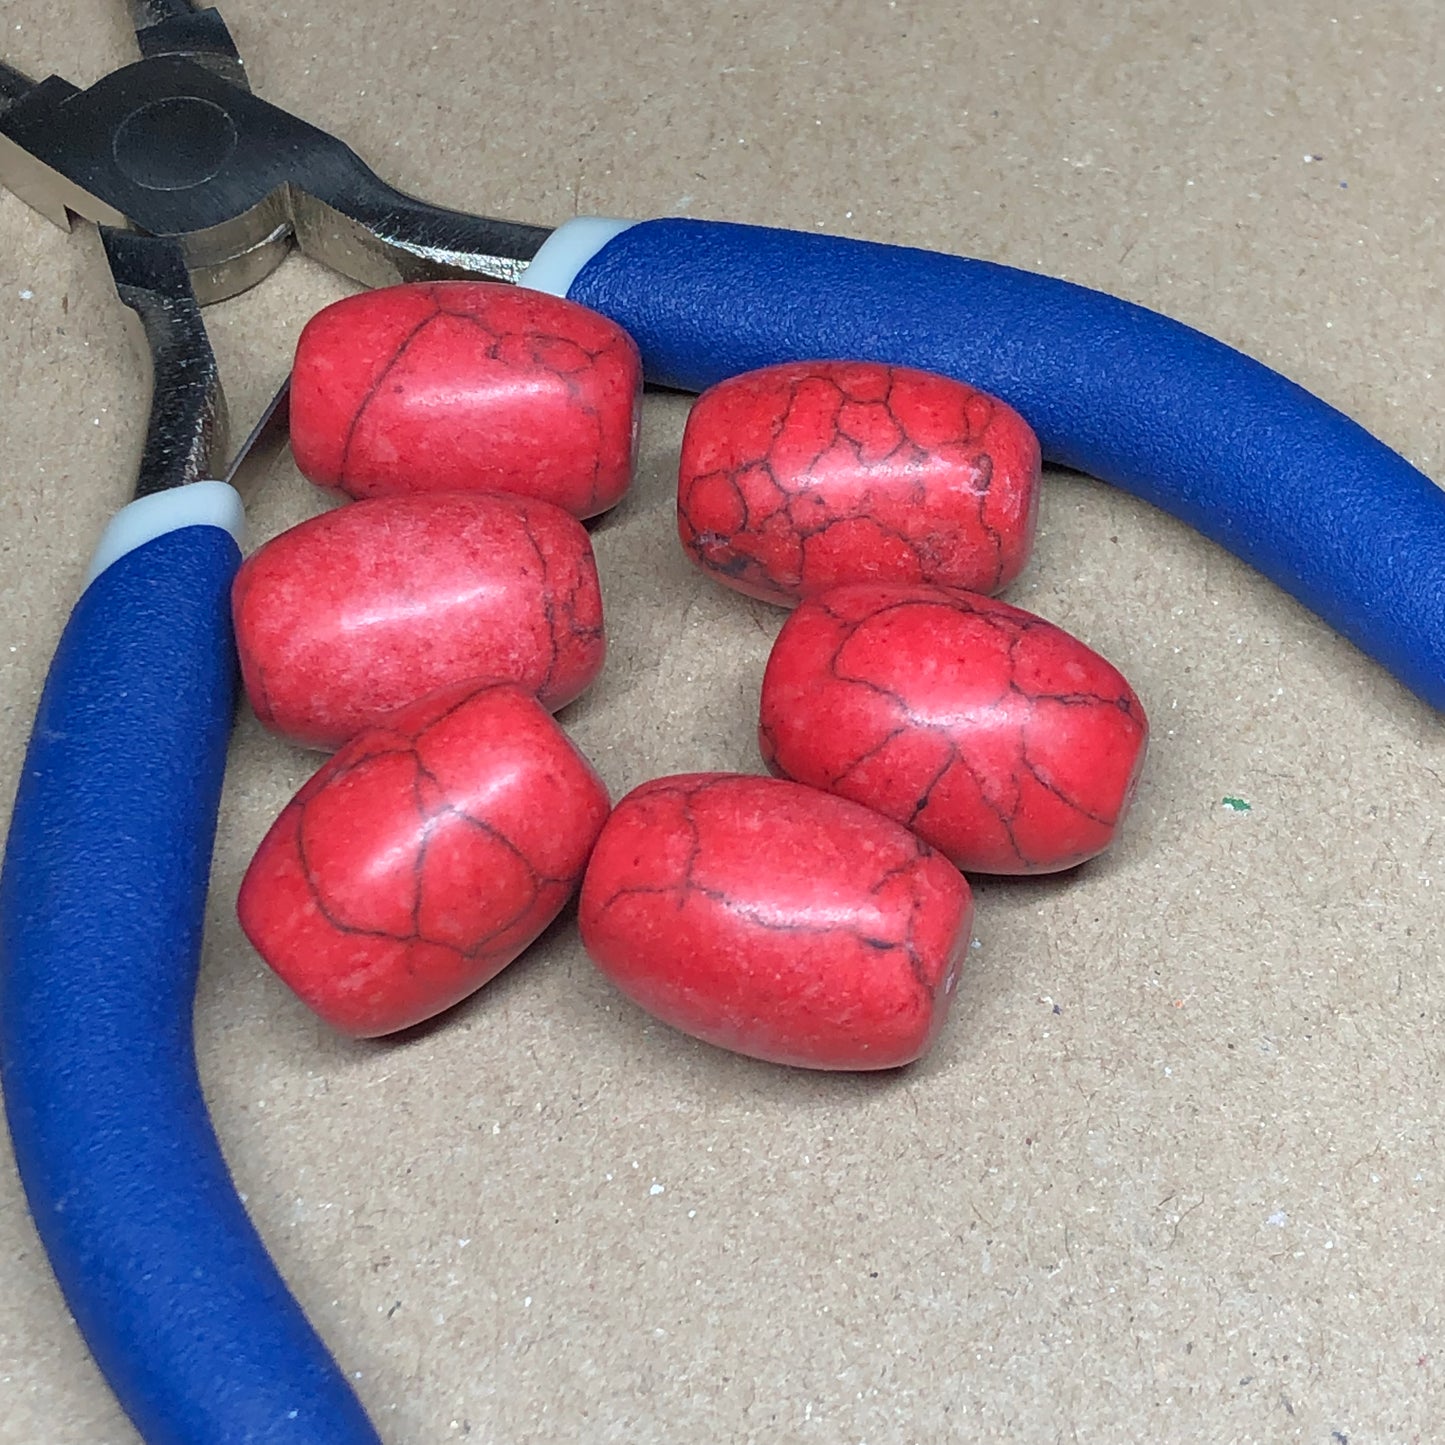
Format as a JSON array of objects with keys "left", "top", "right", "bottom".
[
  {"left": 759, "top": 583, "right": 1149, "bottom": 875},
  {"left": 677, "top": 360, "right": 1040, "bottom": 605},
  {"left": 290, "top": 281, "right": 642, "bottom": 518},
  {"left": 578, "top": 773, "right": 973, "bottom": 1070},
  {"left": 238, "top": 683, "right": 611, "bottom": 1037},
  {"left": 232, "top": 491, "right": 605, "bottom": 751}
]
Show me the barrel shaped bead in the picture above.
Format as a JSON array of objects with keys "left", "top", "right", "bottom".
[
  {"left": 677, "top": 360, "right": 1040, "bottom": 605},
  {"left": 232, "top": 492, "right": 605, "bottom": 750},
  {"left": 578, "top": 772, "right": 973, "bottom": 1070},
  {"left": 238, "top": 683, "right": 611, "bottom": 1037},
  {"left": 759, "top": 583, "right": 1149, "bottom": 874},
  {"left": 290, "top": 281, "right": 642, "bottom": 518}
]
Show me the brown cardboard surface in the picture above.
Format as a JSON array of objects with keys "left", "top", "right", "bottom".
[{"left": 2, "top": 1, "right": 1443, "bottom": 1440}]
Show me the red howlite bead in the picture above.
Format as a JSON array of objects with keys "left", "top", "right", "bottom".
[
  {"left": 759, "top": 584, "right": 1149, "bottom": 875},
  {"left": 578, "top": 773, "right": 973, "bottom": 1070},
  {"left": 238, "top": 683, "right": 611, "bottom": 1037},
  {"left": 677, "top": 360, "right": 1040, "bottom": 605},
  {"left": 290, "top": 281, "right": 642, "bottom": 518},
  {"left": 232, "top": 492, "right": 605, "bottom": 750}
]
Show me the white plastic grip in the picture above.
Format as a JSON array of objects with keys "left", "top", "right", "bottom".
[
  {"left": 520, "top": 218, "right": 639, "bottom": 299},
  {"left": 83, "top": 479, "right": 246, "bottom": 587}
]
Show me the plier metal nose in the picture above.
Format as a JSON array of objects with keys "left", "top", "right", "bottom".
[
  {"left": 1, "top": 0, "right": 551, "bottom": 300},
  {"left": 4, "top": 5, "right": 1444, "bottom": 1445}
]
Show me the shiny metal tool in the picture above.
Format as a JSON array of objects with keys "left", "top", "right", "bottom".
[{"left": 0, "top": 2, "right": 550, "bottom": 301}]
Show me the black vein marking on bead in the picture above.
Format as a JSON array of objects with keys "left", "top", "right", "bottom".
[
  {"left": 806, "top": 594, "right": 1140, "bottom": 869},
  {"left": 591, "top": 775, "right": 730, "bottom": 916},
  {"left": 1005, "top": 630, "right": 1117, "bottom": 830},
  {"left": 680, "top": 367, "right": 1012, "bottom": 596},
  {"left": 673, "top": 783, "right": 706, "bottom": 910},
  {"left": 512, "top": 507, "right": 561, "bottom": 700},
  {"left": 411, "top": 741, "right": 573, "bottom": 906},
  {"left": 292, "top": 697, "right": 576, "bottom": 964},
  {"left": 866, "top": 843, "right": 941, "bottom": 990},
  {"left": 905, "top": 752, "right": 957, "bottom": 830},
  {"left": 778, "top": 376, "right": 841, "bottom": 479},
  {"left": 336, "top": 308, "right": 444, "bottom": 487},
  {"left": 560, "top": 553, "right": 605, "bottom": 645},
  {"left": 400, "top": 685, "right": 484, "bottom": 743},
  {"left": 417, "top": 810, "right": 553, "bottom": 952},
  {"left": 295, "top": 807, "right": 413, "bottom": 948},
  {"left": 823, "top": 607, "right": 1027, "bottom": 868},
  {"left": 432, "top": 293, "right": 622, "bottom": 512},
  {"left": 322, "top": 742, "right": 417, "bottom": 788},
  {"left": 339, "top": 286, "right": 622, "bottom": 506},
  {"left": 499, "top": 502, "right": 602, "bottom": 702},
  {"left": 823, "top": 723, "right": 904, "bottom": 789},
  {"left": 593, "top": 777, "right": 937, "bottom": 994},
  {"left": 690, "top": 468, "right": 749, "bottom": 531}
]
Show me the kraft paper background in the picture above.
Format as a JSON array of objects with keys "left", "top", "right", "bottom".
[{"left": 2, "top": 2, "right": 1443, "bottom": 1440}]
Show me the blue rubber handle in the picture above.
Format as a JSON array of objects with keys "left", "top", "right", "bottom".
[
  {"left": 0, "top": 525, "right": 381, "bottom": 1445},
  {"left": 567, "top": 217, "right": 1445, "bottom": 710}
]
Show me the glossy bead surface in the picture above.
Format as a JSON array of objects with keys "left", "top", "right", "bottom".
[
  {"left": 232, "top": 492, "right": 604, "bottom": 751},
  {"left": 760, "top": 583, "right": 1149, "bottom": 875},
  {"left": 578, "top": 773, "right": 973, "bottom": 1070},
  {"left": 677, "top": 360, "right": 1040, "bottom": 605},
  {"left": 238, "top": 683, "right": 611, "bottom": 1037},
  {"left": 291, "top": 281, "right": 642, "bottom": 518}
]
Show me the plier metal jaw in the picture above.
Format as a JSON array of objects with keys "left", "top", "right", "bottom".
[
  {"left": 3, "top": 0, "right": 551, "bottom": 506},
  {"left": 0, "top": 2, "right": 550, "bottom": 305}
]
